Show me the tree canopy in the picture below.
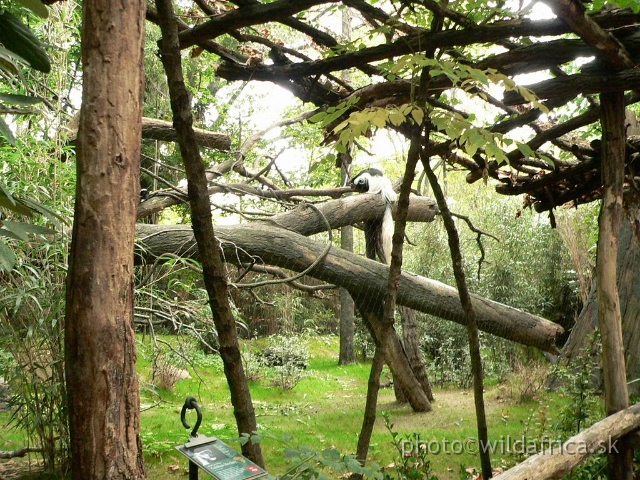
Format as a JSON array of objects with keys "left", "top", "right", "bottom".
[{"left": 140, "top": 1, "right": 640, "bottom": 220}]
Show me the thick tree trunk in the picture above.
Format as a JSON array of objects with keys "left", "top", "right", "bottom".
[
  {"left": 339, "top": 282, "right": 356, "bottom": 364},
  {"left": 136, "top": 222, "right": 564, "bottom": 352},
  {"left": 597, "top": 91, "right": 633, "bottom": 478},
  {"left": 355, "top": 300, "right": 431, "bottom": 412},
  {"left": 64, "top": 1, "right": 146, "bottom": 478},
  {"left": 557, "top": 214, "right": 640, "bottom": 396},
  {"left": 154, "top": 0, "right": 263, "bottom": 466},
  {"left": 399, "top": 307, "right": 434, "bottom": 401}
]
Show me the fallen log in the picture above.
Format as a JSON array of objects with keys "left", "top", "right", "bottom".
[
  {"left": 136, "top": 219, "right": 563, "bottom": 353},
  {"left": 141, "top": 117, "right": 231, "bottom": 151},
  {"left": 492, "top": 402, "right": 640, "bottom": 480}
]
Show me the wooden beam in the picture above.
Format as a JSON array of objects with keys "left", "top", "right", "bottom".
[
  {"left": 547, "top": 0, "right": 636, "bottom": 70},
  {"left": 492, "top": 403, "right": 640, "bottom": 480}
]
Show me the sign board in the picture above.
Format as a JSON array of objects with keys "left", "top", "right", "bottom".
[{"left": 176, "top": 436, "right": 269, "bottom": 480}]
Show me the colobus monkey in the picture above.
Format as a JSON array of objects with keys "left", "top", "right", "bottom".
[{"left": 349, "top": 168, "right": 397, "bottom": 264}]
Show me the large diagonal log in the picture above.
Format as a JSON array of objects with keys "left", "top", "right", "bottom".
[
  {"left": 135, "top": 221, "right": 563, "bottom": 353},
  {"left": 492, "top": 402, "right": 640, "bottom": 480}
]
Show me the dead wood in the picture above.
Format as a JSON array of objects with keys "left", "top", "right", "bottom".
[{"left": 492, "top": 402, "right": 640, "bottom": 480}]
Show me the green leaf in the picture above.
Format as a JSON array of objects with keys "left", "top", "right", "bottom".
[
  {"left": 18, "top": 197, "right": 65, "bottom": 228},
  {"left": 0, "top": 228, "right": 24, "bottom": 241},
  {"left": 0, "top": 241, "right": 16, "bottom": 272},
  {"left": 0, "top": 92, "right": 44, "bottom": 106},
  {"left": 2, "top": 220, "right": 55, "bottom": 239},
  {"left": 540, "top": 153, "right": 556, "bottom": 168},
  {"left": 17, "top": 0, "right": 49, "bottom": 18},
  {"left": 410, "top": 107, "right": 424, "bottom": 125},
  {"left": 332, "top": 119, "right": 349, "bottom": 133},
  {"left": 469, "top": 68, "right": 489, "bottom": 85},
  {"left": 0, "top": 194, "right": 33, "bottom": 216},
  {"left": 0, "top": 183, "right": 16, "bottom": 206},
  {"left": 0, "top": 116, "right": 16, "bottom": 145},
  {"left": 346, "top": 457, "right": 363, "bottom": 472},
  {"left": 517, "top": 142, "right": 535, "bottom": 158},
  {"left": 388, "top": 110, "right": 405, "bottom": 126},
  {"left": 370, "top": 110, "right": 387, "bottom": 128},
  {"left": 308, "top": 111, "right": 327, "bottom": 123},
  {"left": 0, "top": 46, "right": 22, "bottom": 75},
  {"left": 0, "top": 11, "right": 51, "bottom": 73}
]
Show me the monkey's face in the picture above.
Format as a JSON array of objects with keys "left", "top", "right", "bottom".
[{"left": 349, "top": 174, "right": 370, "bottom": 193}]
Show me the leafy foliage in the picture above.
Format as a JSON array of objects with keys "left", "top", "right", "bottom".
[
  {"left": 0, "top": 183, "right": 63, "bottom": 271},
  {"left": 381, "top": 412, "right": 439, "bottom": 480},
  {"left": 0, "top": 1, "right": 50, "bottom": 143},
  {"left": 278, "top": 441, "right": 382, "bottom": 480},
  {"left": 257, "top": 335, "right": 310, "bottom": 390},
  {"left": 0, "top": 241, "right": 69, "bottom": 475}
]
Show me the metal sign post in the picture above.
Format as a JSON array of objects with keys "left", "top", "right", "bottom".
[{"left": 176, "top": 397, "right": 269, "bottom": 480}]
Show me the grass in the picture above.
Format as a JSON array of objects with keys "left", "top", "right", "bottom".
[
  {"left": 136, "top": 333, "right": 566, "bottom": 480},
  {"left": 0, "top": 333, "right": 571, "bottom": 480}
]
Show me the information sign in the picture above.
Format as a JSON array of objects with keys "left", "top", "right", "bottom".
[{"left": 177, "top": 437, "right": 268, "bottom": 480}]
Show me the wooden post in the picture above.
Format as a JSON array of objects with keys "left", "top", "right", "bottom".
[{"left": 597, "top": 91, "right": 633, "bottom": 478}]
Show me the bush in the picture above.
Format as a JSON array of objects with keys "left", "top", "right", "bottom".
[
  {"left": 257, "top": 335, "right": 309, "bottom": 390},
  {"left": 0, "top": 245, "right": 70, "bottom": 475},
  {"left": 507, "top": 361, "right": 549, "bottom": 402}
]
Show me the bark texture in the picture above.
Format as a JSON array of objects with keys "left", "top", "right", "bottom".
[
  {"left": 135, "top": 221, "right": 564, "bottom": 352},
  {"left": 492, "top": 403, "right": 640, "bottom": 480},
  {"left": 141, "top": 117, "right": 231, "bottom": 151},
  {"left": 355, "top": 300, "right": 431, "bottom": 412},
  {"left": 559, "top": 215, "right": 640, "bottom": 397},
  {"left": 64, "top": 1, "right": 146, "bottom": 478},
  {"left": 339, "top": 221, "right": 356, "bottom": 365},
  {"left": 597, "top": 91, "right": 633, "bottom": 478},
  {"left": 339, "top": 159, "right": 355, "bottom": 365},
  {"left": 399, "top": 307, "right": 433, "bottom": 401},
  {"left": 354, "top": 348, "right": 384, "bottom": 472}
]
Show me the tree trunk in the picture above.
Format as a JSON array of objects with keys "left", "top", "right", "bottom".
[
  {"left": 154, "top": 0, "right": 263, "bottom": 466},
  {"left": 136, "top": 222, "right": 564, "bottom": 352},
  {"left": 339, "top": 283, "right": 356, "bottom": 365},
  {"left": 64, "top": 1, "right": 146, "bottom": 478},
  {"left": 399, "top": 307, "right": 434, "bottom": 402},
  {"left": 362, "top": 194, "right": 414, "bottom": 404},
  {"left": 392, "top": 372, "right": 408, "bottom": 403},
  {"left": 339, "top": 162, "right": 356, "bottom": 365},
  {"left": 557, "top": 213, "right": 640, "bottom": 395},
  {"left": 354, "top": 348, "right": 384, "bottom": 477},
  {"left": 597, "top": 91, "right": 632, "bottom": 479},
  {"left": 355, "top": 300, "right": 431, "bottom": 412}
]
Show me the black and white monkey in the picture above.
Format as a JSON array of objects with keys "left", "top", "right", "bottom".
[{"left": 349, "top": 168, "right": 397, "bottom": 264}]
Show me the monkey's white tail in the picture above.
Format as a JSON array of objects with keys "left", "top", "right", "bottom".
[{"left": 381, "top": 205, "right": 394, "bottom": 264}]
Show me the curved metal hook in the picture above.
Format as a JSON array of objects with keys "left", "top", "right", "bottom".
[{"left": 180, "top": 396, "right": 202, "bottom": 437}]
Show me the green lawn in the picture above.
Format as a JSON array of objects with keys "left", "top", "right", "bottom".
[
  {"left": 136, "top": 334, "right": 566, "bottom": 480},
  {"left": 0, "top": 334, "right": 570, "bottom": 479}
]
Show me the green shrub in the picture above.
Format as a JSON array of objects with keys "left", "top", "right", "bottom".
[
  {"left": 258, "top": 335, "right": 309, "bottom": 390},
  {"left": 0, "top": 244, "right": 70, "bottom": 474}
]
